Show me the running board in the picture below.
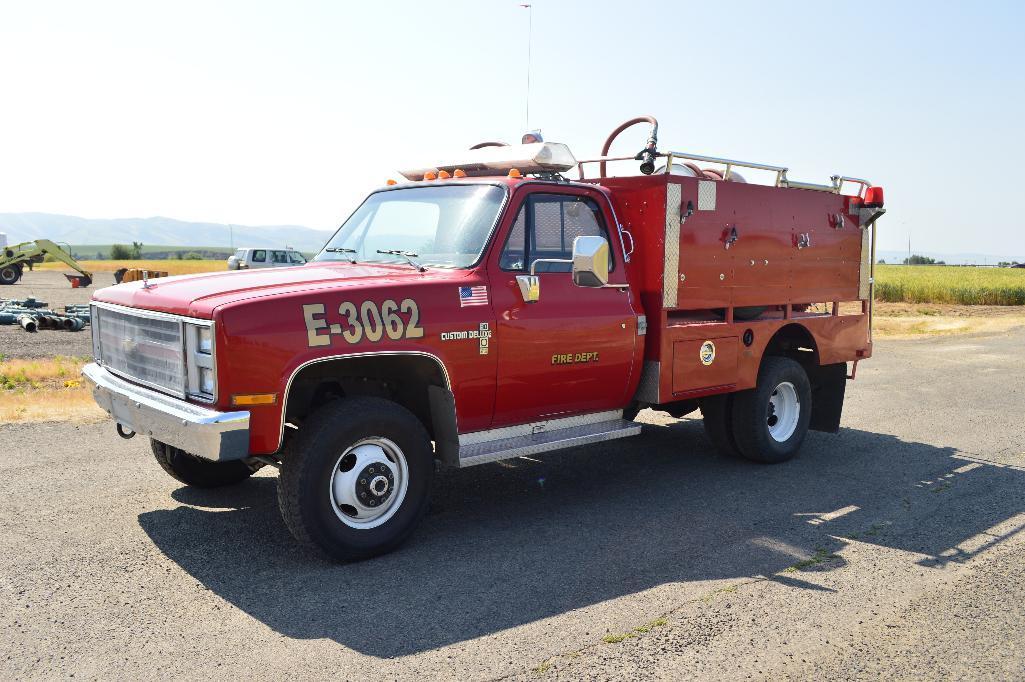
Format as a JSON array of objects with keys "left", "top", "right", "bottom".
[{"left": 457, "top": 415, "right": 642, "bottom": 467}]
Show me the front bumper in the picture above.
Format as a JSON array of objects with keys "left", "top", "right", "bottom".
[{"left": 82, "top": 363, "right": 250, "bottom": 461}]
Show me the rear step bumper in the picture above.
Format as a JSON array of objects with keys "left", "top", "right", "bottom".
[{"left": 82, "top": 363, "right": 250, "bottom": 461}]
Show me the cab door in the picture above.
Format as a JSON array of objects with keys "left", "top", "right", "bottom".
[{"left": 486, "top": 188, "right": 639, "bottom": 426}]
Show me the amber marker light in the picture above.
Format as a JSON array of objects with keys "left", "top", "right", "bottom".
[
  {"left": 453, "top": 168, "right": 467, "bottom": 178},
  {"left": 423, "top": 171, "right": 437, "bottom": 181},
  {"left": 232, "top": 393, "right": 278, "bottom": 406},
  {"left": 508, "top": 168, "right": 522, "bottom": 178},
  {"left": 437, "top": 169, "right": 451, "bottom": 179},
  {"left": 386, "top": 179, "right": 398, "bottom": 186}
]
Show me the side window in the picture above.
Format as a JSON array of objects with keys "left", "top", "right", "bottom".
[
  {"left": 499, "top": 204, "right": 527, "bottom": 270},
  {"left": 499, "top": 194, "right": 612, "bottom": 273},
  {"left": 252, "top": 250, "right": 267, "bottom": 263},
  {"left": 272, "top": 251, "right": 289, "bottom": 264},
  {"left": 289, "top": 251, "right": 306, "bottom": 264}
]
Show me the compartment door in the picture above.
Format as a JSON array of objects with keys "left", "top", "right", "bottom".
[{"left": 672, "top": 336, "right": 739, "bottom": 394}]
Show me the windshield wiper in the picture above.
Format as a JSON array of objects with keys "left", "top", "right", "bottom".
[
  {"left": 376, "top": 249, "right": 426, "bottom": 272},
  {"left": 325, "top": 246, "right": 357, "bottom": 263}
]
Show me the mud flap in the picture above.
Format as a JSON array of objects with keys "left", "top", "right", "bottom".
[
  {"left": 428, "top": 385, "right": 460, "bottom": 466},
  {"left": 808, "top": 362, "right": 847, "bottom": 433}
]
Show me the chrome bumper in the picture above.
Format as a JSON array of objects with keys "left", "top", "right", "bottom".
[{"left": 82, "top": 362, "right": 250, "bottom": 461}]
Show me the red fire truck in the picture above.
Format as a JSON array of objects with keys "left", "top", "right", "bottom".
[{"left": 83, "top": 116, "right": 885, "bottom": 560}]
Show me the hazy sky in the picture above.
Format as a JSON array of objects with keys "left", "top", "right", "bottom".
[{"left": 1, "top": 0, "right": 1023, "bottom": 258}]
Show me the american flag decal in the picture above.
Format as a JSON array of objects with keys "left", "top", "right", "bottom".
[{"left": 459, "top": 285, "right": 488, "bottom": 307}]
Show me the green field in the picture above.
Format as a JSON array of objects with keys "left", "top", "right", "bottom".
[
  {"left": 65, "top": 245, "right": 236, "bottom": 260},
  {"left": 874, "top": 265, "right": 1025, "bottom": 305}
]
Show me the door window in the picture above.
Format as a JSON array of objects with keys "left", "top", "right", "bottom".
[
  {"left": 499, "top": 194, "right": 612, "bottom": 273},
  {"left": 251, "top": 250, "right": 267, "bottom": 263},
  {"left": 272, "top": 250, "right": 289, "bottom": 264}
]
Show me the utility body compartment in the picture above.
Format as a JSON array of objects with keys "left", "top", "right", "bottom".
[{"left": 585, "top": 174, "right": 875, "bottom": 405}]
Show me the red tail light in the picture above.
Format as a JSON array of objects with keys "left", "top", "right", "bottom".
[{"left": 864, "top": 186, "right": 884, "bottom": 207}]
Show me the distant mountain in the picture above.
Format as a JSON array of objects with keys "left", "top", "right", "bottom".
[
  {"left": 0, "top": 213, "right": 335, "bottom": 252},
  {"left": 876, "top": 250, "right": 1019, "bottom": 266}
]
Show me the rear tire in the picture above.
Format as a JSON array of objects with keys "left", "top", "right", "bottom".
[
  {"left": 730, "top": 357, "right": 812, "bottom": 463},
  {"left": 277, "top": 397, "right": 434, "bottom": 562},
  {"left": 150, "top": 439, "right": 255, "bottom": 487}
]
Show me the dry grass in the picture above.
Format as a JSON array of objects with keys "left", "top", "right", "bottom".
[
  {"left": 872, "top": 302, "right": 1025, "bottom": 338},
  {"left": 0, "top": 387, "right": 105, "bottom": 423},
  {"left": 37, "top": 259, "right": 224, "bottom": 275},
  {"left": 0, "top": 356, "right": 104, "bottom": 423},
  {"left": 0, "top": 356, "right": 90, "bottom": 389}
]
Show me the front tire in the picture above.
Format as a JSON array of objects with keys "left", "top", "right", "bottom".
[
  {"left": 730, "top": 357, "right": 812, "bottom": 463},
  {"left": 151, "top": 439, "right": 255, "bottom": 487},
  {"left": 0, "top": 264, "right": 22, "bottom": 285},
  {"left": 277, "top": 397, "right": 434, "bottom": 562}
]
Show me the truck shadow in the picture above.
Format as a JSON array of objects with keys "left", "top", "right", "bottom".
[{"left": 138, "top": 418, "right": 1025, "bottom": 658}]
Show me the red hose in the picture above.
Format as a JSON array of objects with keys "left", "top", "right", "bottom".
[{"left": 598, "top": 116, "right": 659, "bottom": 178}]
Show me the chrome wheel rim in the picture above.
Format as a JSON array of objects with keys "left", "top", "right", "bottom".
[
  {"left": 767, "top": 381, "right": 800, "bottom": 442},
  {"left": 329, "top": 437, "right": 409, "bottom": 529}
]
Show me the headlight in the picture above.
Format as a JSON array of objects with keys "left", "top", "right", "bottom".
[
  {"left": 198, "top": 327, "right": 213, "bottom": 354},
  {"left": 199, "top": 367, "right": 215, "bottom": 395},
  {"left": 185, "top": 322, "right": 216, "bottom": 401}
]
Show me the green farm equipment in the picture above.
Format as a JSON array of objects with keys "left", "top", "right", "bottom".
[{"left": 0, "top": 239, "right": 93, "bottom": 287}]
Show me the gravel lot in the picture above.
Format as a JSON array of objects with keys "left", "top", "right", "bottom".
[
  {"left": 2, "top": 327, "right": 1024, "bottom": 679},
  {"left": 0, "top": 271, "right": 116, "bottom": 359}
]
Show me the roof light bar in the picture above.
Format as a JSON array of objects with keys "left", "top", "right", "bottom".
[{"left": 400, "top": 142, "right": 577, "bottom": 181}]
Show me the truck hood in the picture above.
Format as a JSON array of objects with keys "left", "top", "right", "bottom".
[{"left": 91, "top": 262, "right": 444, "bottom": 317}]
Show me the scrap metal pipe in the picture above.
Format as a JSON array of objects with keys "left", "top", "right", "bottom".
[{"left": 17, "top": 314, "right": 37, "bottom": 332}]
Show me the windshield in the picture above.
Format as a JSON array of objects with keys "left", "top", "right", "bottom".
[{"left": 314, "top": 184, "right": 506, "bottom": 269}]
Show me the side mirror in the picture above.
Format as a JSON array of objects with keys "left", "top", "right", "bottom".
[{"left": 571, "top": 236, "right": 609, "bottom": 287}]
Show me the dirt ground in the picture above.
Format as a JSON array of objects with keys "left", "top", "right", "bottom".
[{"left": 0, "top": 271, "right": 116, "bottom": 359}]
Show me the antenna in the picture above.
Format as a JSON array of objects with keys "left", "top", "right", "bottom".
[{"left": 521, "top": 4, "right": 532, "bottom": 130}]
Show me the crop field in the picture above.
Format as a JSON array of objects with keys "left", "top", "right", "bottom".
[
  {"left": 874, "top": 265, "right": 1025, "bottom": 305},
  {"left": 37, "top": 259, "right": 225, "bottom": 276}
]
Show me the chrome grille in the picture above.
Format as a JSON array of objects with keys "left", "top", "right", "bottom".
[{"left": 94, "top": 306, "right": 185, "bottom": 396}]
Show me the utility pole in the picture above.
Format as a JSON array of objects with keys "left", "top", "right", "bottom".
[
  {"left": 521, "top": 4, "right": 532, "bottom": 130},
  {"left": 229, "top": 224, "right": 234, "bottom": 249}
]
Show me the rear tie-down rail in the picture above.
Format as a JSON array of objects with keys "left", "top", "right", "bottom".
[{"left": 578, "top": 150, "right": 874, "bottom": 197}]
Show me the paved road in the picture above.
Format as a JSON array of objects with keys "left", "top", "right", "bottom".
[{"left": 2, "top": 328, "right": 1024, "bottom": 680}]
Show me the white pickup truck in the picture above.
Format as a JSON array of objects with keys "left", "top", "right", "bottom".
[{"left": 227, "top": 247, "right": 307, "bottom": 270}]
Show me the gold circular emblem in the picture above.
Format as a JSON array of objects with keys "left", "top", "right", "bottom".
[{"left": 699, "top": 341, "right": 716, "bottom": 366}]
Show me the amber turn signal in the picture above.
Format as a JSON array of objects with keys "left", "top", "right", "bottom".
[
  {"left": 386, "top": 179, "right": 398, "bottom": 186},
  {"left": 508, "top": 168, "right": 522, "bottom": 178},
  {"left": 231, "top": 393, "right": 278, "bottom": 406}
]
